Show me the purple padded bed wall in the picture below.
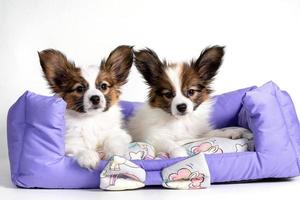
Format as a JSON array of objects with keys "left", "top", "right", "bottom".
[{"left": 7, "top": 81, "right": 300, "bottom": 188}]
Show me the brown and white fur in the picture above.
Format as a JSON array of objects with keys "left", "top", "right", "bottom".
[
  {"left": 39, "top": 45, "right": 133, "bottom": 169},
  {"left": 128, "top": 46, "right": 248, "bottom": 158}
]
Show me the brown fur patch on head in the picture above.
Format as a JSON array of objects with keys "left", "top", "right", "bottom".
[
  {"left": 38, "top": 49, "right": 88, "bottom": 112},
  {"left": 148, "top": 74, "right": 175, "bottom": 113},
  {"left": 99, "top": 45, "right": 133, "bottom": 108},
  {"left": 181, "top": 45, "right": 224, "bottom": 109},
  {"left": 134, "top": 48, "right": 175, "bottom": 113},
  {"left": 134, "top": 46, "right": 225, "bottom": 112},
  {"left": 181, "top": 62, "right": 210, "bottom": 109},
  {"left": 96, "top": 71, "right": 120, "bottom": 108}
]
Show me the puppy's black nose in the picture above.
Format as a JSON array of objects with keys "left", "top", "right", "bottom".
[
  {"left": 176, "top": 103, "right": 187, "bottom": 113},
  {"left": 90, "top": 95, "right": 100, "bottom": 105}
]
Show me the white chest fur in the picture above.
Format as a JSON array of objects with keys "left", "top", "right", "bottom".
[
  {"left": 128, "top": 100, "right": 213, "bottom": 142},
  {"left": 64, "top": 105, "right": 123, "bottom": 150}
]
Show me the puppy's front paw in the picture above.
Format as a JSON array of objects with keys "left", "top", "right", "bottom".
[
  {"left": 77, "top": 150, "right": 100, "bottom": 170},
  {"left": 104, "top": 145, "right": 128, "bottom": 160},
  {"left": 230, "top": 132, "right": 243, "bottom": 139},
  {"left": 103, "top": 136, "right": 130, "bottom": 159},
  {"left": 228, "top": 127, "right": 253, "bottom": 140},
  {"left": 169, "top": 147, "right": 188, "bottom": 158},
  {"left": 206, "top": 127, "right": 253, "bottom": 140}
]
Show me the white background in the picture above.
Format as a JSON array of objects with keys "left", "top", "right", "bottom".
[{"left": 1, "top": 0, "right": 300, "bottom": 199}]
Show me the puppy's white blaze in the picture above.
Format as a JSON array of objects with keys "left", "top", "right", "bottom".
[
  {"left": 164, "top": 64, "right": 193, "bottom": 116},
  {"left": 80, "top": 65, "right": 106, "bottom": 112}
]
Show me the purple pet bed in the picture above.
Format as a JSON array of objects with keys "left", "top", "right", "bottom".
[{"left": 7, "top": 81, "right": 300, "bottom": 188}]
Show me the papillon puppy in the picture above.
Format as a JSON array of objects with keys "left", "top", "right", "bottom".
[
  {"left": 38, "top": 45, "right": 133, "bottom": 169},
  {"left": 128, "top": 46, "right": 249, "bottom": 158}
]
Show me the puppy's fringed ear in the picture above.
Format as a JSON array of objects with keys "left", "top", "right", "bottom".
[
  {"left": 101, "top": 45, "right": 133, "bottom": 86},
  {"left": 193, "top": 46, "right": 225, "bottom": 83},
  {"left": 134, "top": 48, "right": 164, "bottom": 86},
  {"left": 38, "top": 49, "right": 77, "bottom": 93}
]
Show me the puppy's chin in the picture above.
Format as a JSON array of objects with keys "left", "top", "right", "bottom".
[
  {"left": 67, "top": 104, "right": 108, "bottom": 116},
  {"left": 84, "top": 104, "right": 107, "bottom": 115},
  {"left": 86, "top": 107, "right": 105, "bottom": 113},
  {"left": 171, "top": 110, "right": 192, "bottom": 118}
]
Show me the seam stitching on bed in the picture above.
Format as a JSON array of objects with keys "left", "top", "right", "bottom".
[
  {"left": 274, "top": 88, "right": 300, "bottom": 173},
  {"left": 241, "top": 91, "right": 263, "bottom": 169},
  {"left": 15, "top": 92, "right": 28, "bottom": 187}
]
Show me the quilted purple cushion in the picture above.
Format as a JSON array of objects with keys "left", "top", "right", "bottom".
[{"left": 7, "top": 81, "right": 300, "bottom": 188}]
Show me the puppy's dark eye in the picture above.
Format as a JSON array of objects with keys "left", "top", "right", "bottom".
[
  {"left": 100, "top": 83, "right": 108, "bottom": 91},
  {"left": 76, "top": 86, "right": 84, "bottom": 93},
  {"left": 163, "top": 92, "right": 174, "bottom": 99},
  {"left": 187, "top": 89, "right": 195, "bottom": 97}
]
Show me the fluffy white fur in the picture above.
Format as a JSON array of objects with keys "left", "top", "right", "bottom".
[
  {"left": 64, "top": 66, "right": 131, "bottom": 169},
  {"left": 65, "top": 105, "right": 131, "bottom": 169},
  {"left": 128, "top": 100, "right": 213, "bottom": 157}
]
